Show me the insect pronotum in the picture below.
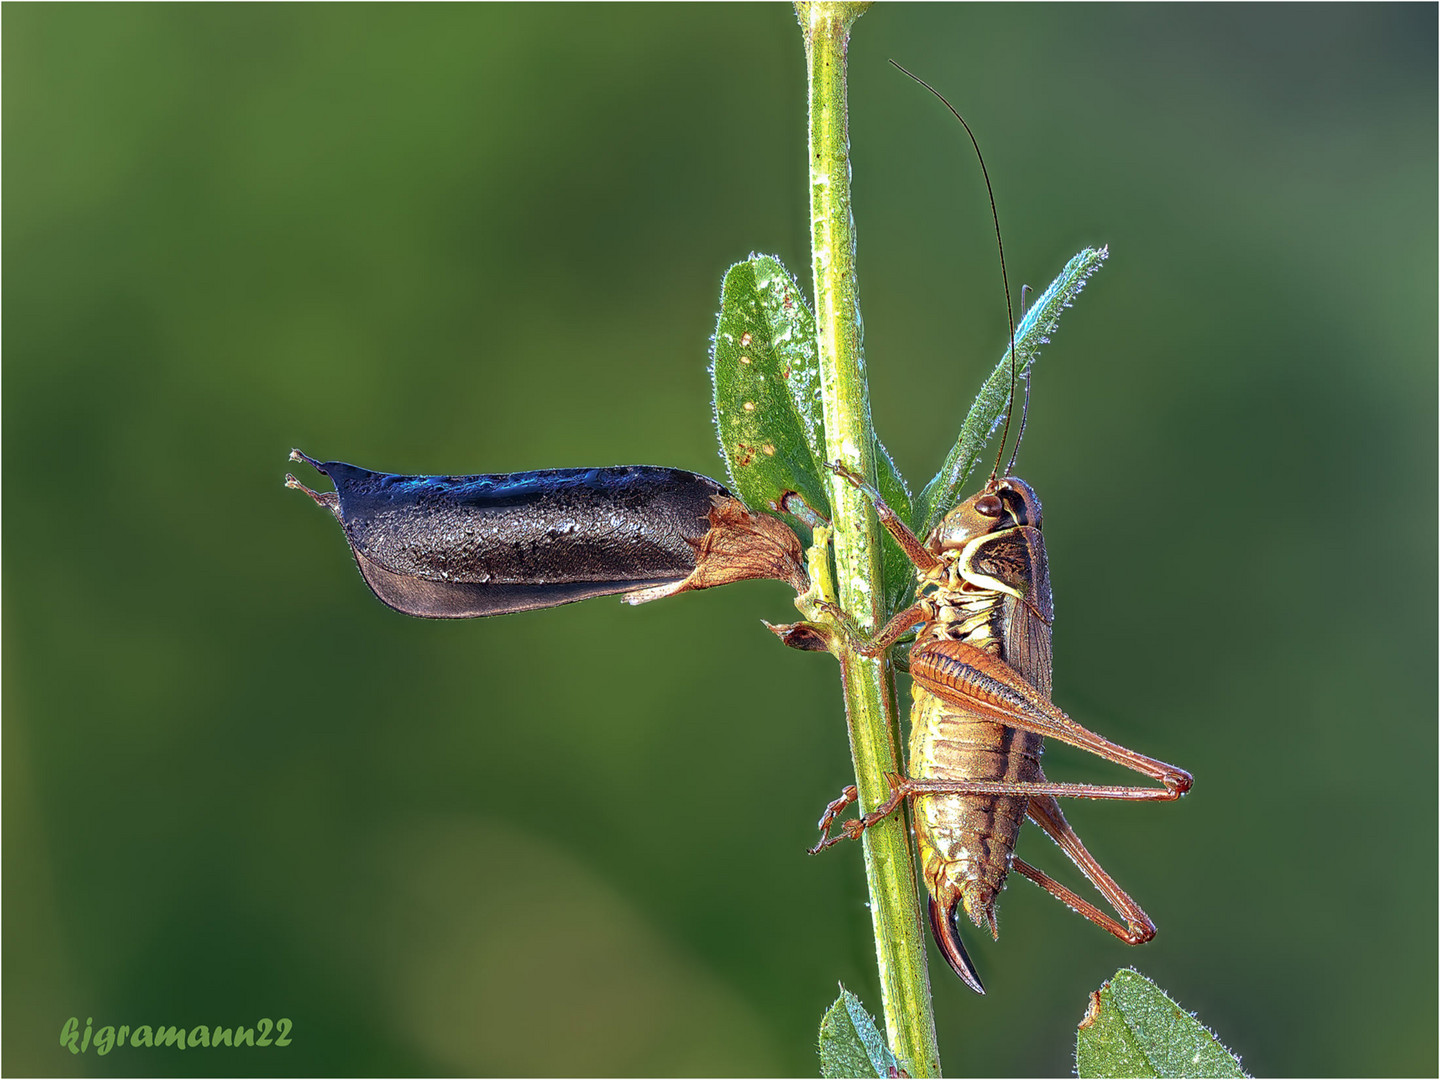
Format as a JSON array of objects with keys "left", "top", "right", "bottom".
[{"left": 805, "top": 65, "right": 1193, "bottom": 995}]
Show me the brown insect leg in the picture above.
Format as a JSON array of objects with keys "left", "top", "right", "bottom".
[
  {"left": 1013, "top": 795, "right": 1156, "bottom": 944},
  {"left": 824, "top": 461, "right": 943, "bottom": 574},
  {"left": 813, "top": 784, "right": 858, "bottom": 836},
  {"left": 900, "top": 777, "right": 1183, "bottom": 801},
  {"left": 812, "top": 766, "right": 1182, "bottom": 859},
  {"left": 815, "top": 600, "right": 927, "bottom": 657},
  {"left": 809, "top": 774, "right": 908, "bottom": 854},
  {"left": 910, "top": 640, "right": 1192, "bottom": 798}
]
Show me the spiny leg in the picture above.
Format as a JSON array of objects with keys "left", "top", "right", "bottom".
[
  {"left": 813, "top": 599, "right": 927, "bottom": 657},
  {"left": 812, "top": 784, "right": 857, "bottom": 838},
  {"left": 897, "top": 776, "right": 1187, "bottom": 801},
  {"left": 812, "top": 753, "right": 1196, "bottom": 860},
  {"left": 824, "top": 461, "right": 942, "bottom": 575},
  {"left": 808, "top": 767, "right": 1186, "bottom": 855},
  {"left": 814, "top": 773, "right": 1192, "bottom": 843},
  {"left": 910, "top": 639, "right": 1193, "bottom": 798},
  {"left": 808, "top": 774, "right": 909, "bottom": 854},
  {"left": 1014, "top": 794, "right": 1156, "bottom": 944}
]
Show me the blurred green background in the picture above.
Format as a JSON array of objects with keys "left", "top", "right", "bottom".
[{"left": 5, "top": 5, "right": 1435, "bottom": 1076}]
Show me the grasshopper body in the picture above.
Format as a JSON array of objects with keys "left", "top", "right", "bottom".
[
  {"left": 813, "top": 470, "right": 1191, "bottom": 994},
  {"left": 805, "top": 63, "right": 1194, "bottom": 994}
]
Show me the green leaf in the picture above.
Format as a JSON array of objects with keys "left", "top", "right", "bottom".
[
  {"left": 819, "top": 987, "right": 903, "bottom": 1079},
  {"left": 712, "top": 255, "right": 830, "bottom": 531},
  {"left": 1075, "top": 969, "right": 1248, "bottom": 1079},
  {"left": 916, "top": 246, "right": 1108, "bottom": 538},
  {"left": 711, "top": 254, "right": 913, "bottom": 611}
]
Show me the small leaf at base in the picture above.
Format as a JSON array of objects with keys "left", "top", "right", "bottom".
[
  {"left": 1075, "top": 968, "right": 1247, "bottom": 1079},
  {"left": 819, "top": 987, "right": 905, "bottom": 1078}
]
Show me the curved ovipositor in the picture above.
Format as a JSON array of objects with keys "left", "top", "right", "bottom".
[
  {"left": 929, "top": 896, "right": 986, "bottom": 995},
  {"left": 286, "top": 450, "right": 807, "bottom": 618}
]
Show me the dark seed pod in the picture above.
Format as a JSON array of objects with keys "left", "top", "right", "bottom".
[{"left": 287, "top": 450, "right": 807, "bottom": 618}]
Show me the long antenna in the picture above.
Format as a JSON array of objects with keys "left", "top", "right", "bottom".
[
  {"left": 889, "top": 60, "right": 1019, "bottom": 485},
  {"left": 1005, "top": 284, "right": 1033, "bottom": 476},
  {"left": 1004, "top": 371, "right": 1031, "bottom": 476}
]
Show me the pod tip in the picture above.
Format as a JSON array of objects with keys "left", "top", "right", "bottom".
[
  {"left": 289, "top": 448, "right": 325, "bottom": 472},
  {"left": 285, "top": 472, "right": 338, "bottom": 514}
]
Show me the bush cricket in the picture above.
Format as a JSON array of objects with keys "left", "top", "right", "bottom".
[{"left": 802, "top": 66, "right": 1193, "bottom": 995}]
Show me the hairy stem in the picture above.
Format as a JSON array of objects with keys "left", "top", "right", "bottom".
[{"left": 794, "top": 3, "right": 940, "bottom": 1075}]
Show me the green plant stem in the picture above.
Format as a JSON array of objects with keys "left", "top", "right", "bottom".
[{"left": 795, "top": 4, "right": 940, "bottom": 1076}]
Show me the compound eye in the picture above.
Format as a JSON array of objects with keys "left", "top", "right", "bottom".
[{"left": 975, "top": 494, "right": 1003, "bottom": 518}]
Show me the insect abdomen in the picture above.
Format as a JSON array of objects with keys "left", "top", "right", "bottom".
[{"left": 909, "top": 687, "right": 1043, "bottom": 932}]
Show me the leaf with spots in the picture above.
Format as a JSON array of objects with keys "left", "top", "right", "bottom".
[
  {"left": 916, "top": 246, "right": 1108, "bottom": 538},
  {"left": 1076, "top": 968, "right": 1248, "bottom": 1079},
  {"left": 711, "top": 254, "right": 913, "bottom": 612},
  {"left": 711, "top": 254, "right": 831, "bottom": 531}
]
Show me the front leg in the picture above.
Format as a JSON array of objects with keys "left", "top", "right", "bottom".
[{"left": 825, "top": 462, "right": 942, "bottom": 575}]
